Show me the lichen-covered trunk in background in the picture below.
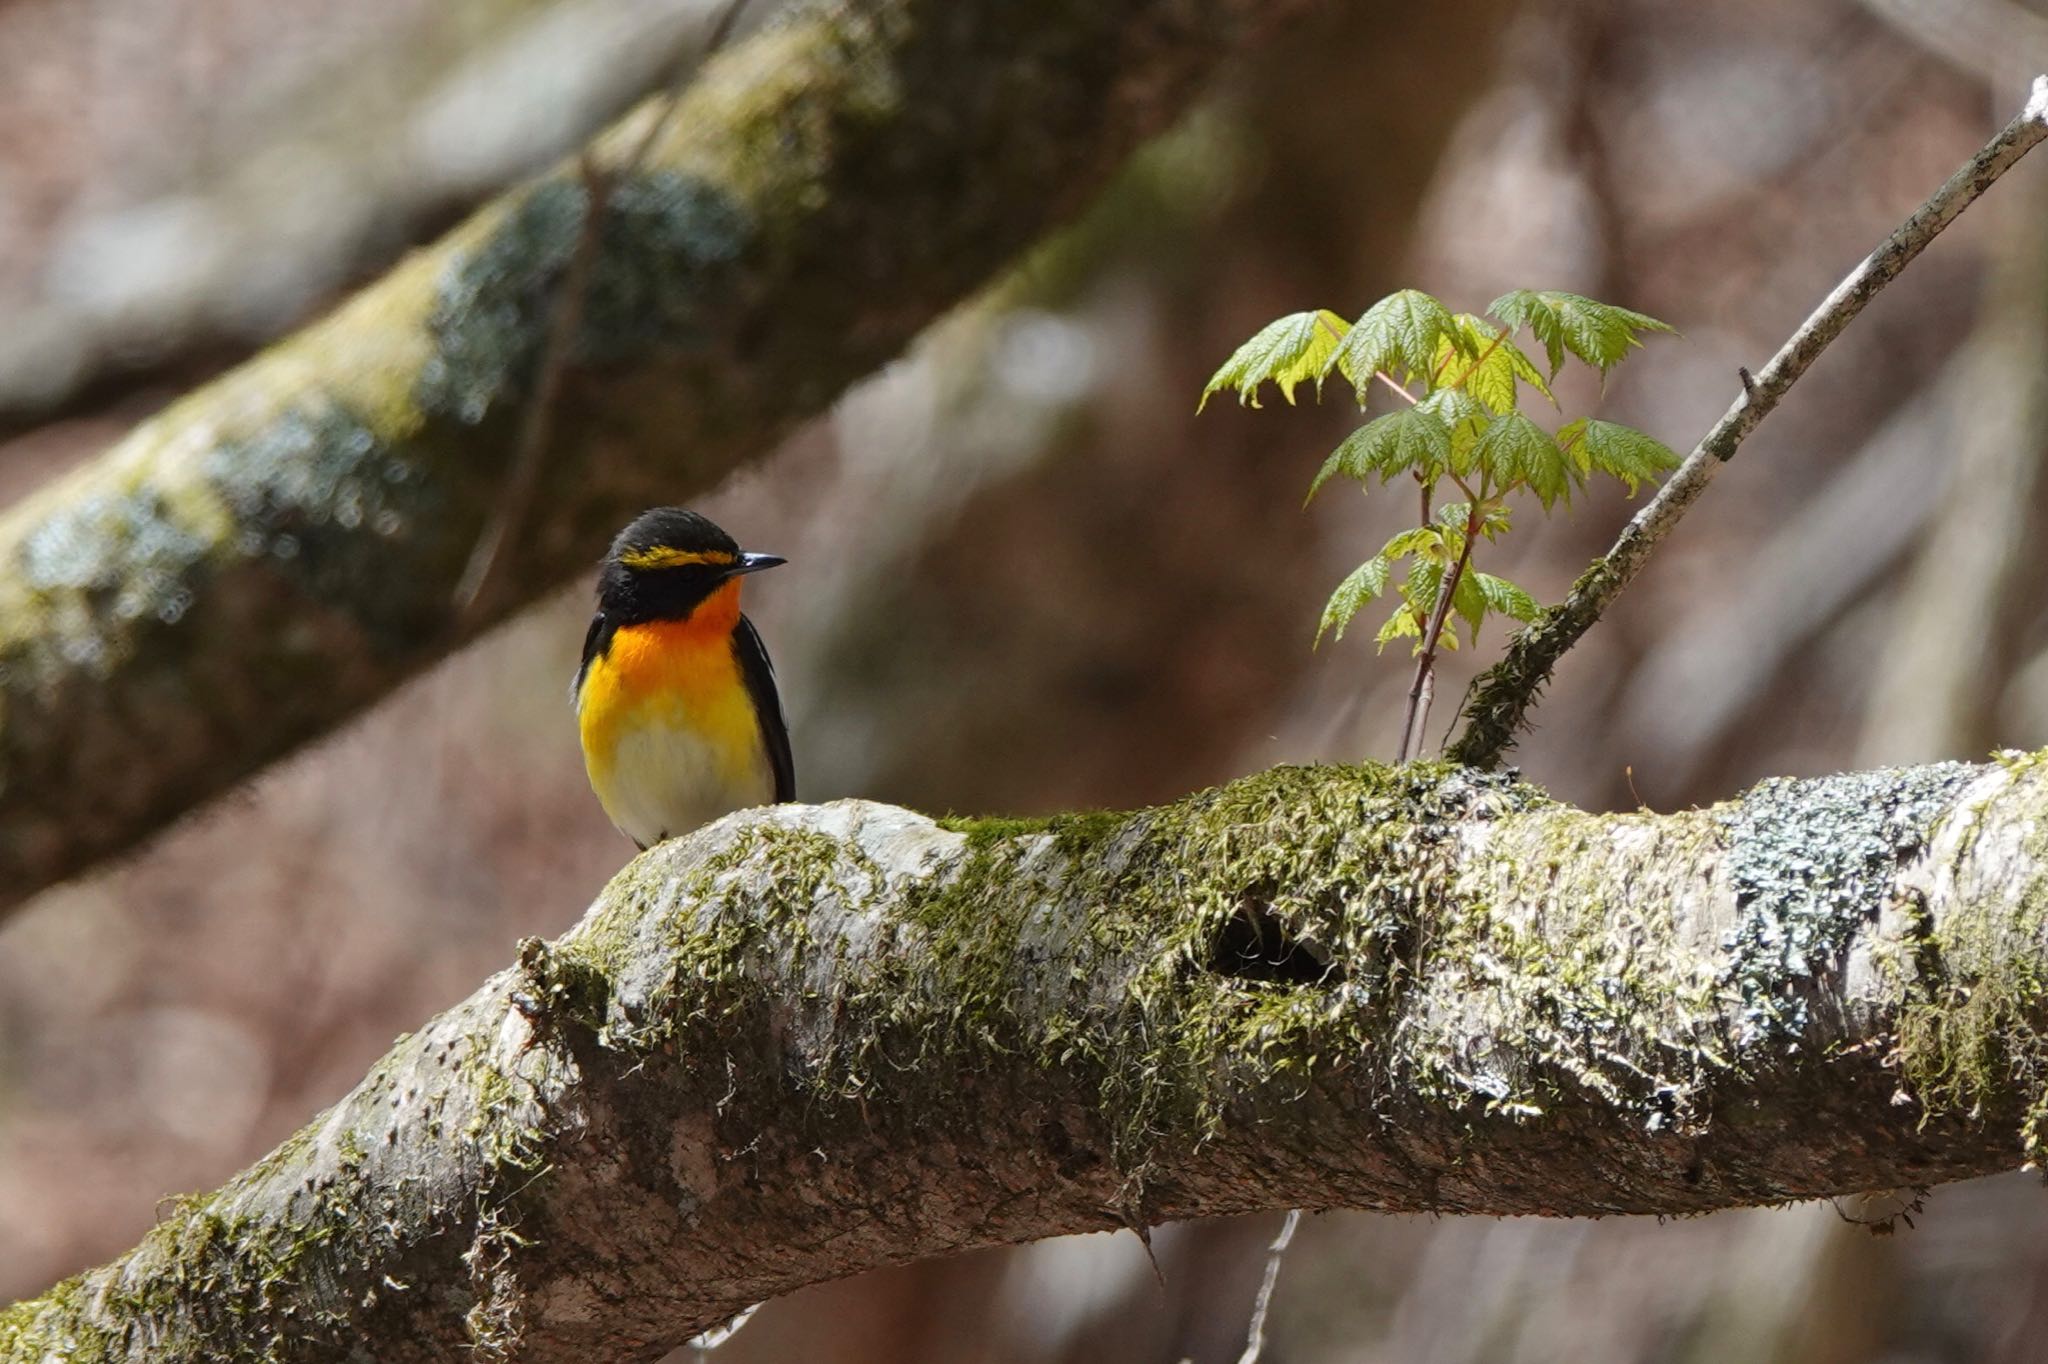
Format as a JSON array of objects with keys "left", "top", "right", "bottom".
[
  {"left": 9, "top": 754, "right": 2048, "bottom": 1363},
  {"left": 0, "top": 0, "right": 1320, "bottom": 916}
]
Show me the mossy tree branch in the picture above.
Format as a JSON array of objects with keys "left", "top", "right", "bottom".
[
  {"left": 0, "top": 0, "right": 1319, "bottom": 918},
  {"left": 12, "top": 754, "right": 2048, "bottom": 1362}
]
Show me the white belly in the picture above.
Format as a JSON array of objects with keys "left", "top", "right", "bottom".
[{"left": 598, "top": 721, "right": 775, "bottom": 848}]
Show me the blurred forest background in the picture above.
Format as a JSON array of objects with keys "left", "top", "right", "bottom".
[{"left": 5, "top": 0, "right": 2048, "bottom": 1360}]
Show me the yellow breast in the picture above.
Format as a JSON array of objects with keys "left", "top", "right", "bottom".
[{"left": 577, "top": 584, "right": 773, "bottom": 846}]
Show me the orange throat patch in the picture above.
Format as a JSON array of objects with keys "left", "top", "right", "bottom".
[{"left": 576, "top": 582, "right": 771, "bottom": 843}]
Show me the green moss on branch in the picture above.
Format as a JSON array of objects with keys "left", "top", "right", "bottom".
[{"left": 17, "top": 754, "right": 2048, "bottom": 1361}]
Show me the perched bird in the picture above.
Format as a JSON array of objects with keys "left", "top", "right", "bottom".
[{"left": 573, "top": 508, "right": 795, "bottom": 849}]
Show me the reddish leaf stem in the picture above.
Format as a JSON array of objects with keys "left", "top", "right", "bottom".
[
  {"left": 1441, "top": 328, "right": 1509, "bottom": 392},
  {"left": 1398, "top": 496, "right": 1483, "bottom": 762}
]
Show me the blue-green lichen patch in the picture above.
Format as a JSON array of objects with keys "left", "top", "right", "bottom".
[
  {"left": 1719, "top": 762, "right": 1975, "bottom": 1048},
  {"left": 204, "top": 404, "right": 449, "bottom": 654},
  {"left": 4, "top": 401, "right": 437, "bottom": 694},
  {"left": 416, "top": 171, "right": 752, "bottom": 428},
  {"left": 13, "top": 488, "right": 211, "bottom": 682}
]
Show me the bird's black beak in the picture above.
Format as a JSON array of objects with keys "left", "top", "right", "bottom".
[{"left": 731, "top": 551, "right": 786, "bottom": 576}]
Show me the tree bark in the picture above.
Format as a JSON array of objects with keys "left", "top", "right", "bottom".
[
  {"left": 0, "top": 0, "right": 1318, "bottom": 918},
  {"left": 8, "top": 754, "right": 2048, "bottom": 1363}
]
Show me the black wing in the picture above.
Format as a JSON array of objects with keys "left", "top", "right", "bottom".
[
  {"left": 734, "top": 613, "right": 796, "bottom": 802},
  {"left": 572, "top": 611, "right": 612, "bottom": 706}
]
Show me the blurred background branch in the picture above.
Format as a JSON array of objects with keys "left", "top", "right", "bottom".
[
  {"left": 0, "top": 0, "right": 781, "bottom": 436},
  {"left": 0, "top": 0, "right": 1319, "bottom": 919},
  {"left": 450, "top": 0, "right": 757, "bottom": 618}
]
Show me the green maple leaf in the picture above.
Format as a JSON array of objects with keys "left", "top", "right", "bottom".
[
  {"left": 1416, "top": 388, "right": 1488, "bottom": 476},
  {"left": 1387, "top": 562, "right": 1449, "bottom": 654},
  {"left": 1335, "top": 290, "right": 1473, "bottom": 400},
  {"left": 1487, "top": 290, "right": 1674, "bottom": 377},
  {"left": 1374, "top": 608, "right": 1421, "bottom": 650},
  {"left": 1380, "top": 524, "right": 1447, "bottom": 561},
  {"left": 1472, "top": 572, "right": 1541, "bottom": 621},
  {"left": 1199, "top": 309, "right": 1350, "bottom": 410},
  {"left": 1433, "top": 315, "right": 1555, "bottom": 413},
  {"left": 1305, "top": 406, "right": 1453, "bottom": 500},
  {"left": 1558, "top": 418, "right": 1681, "bottom": 493},
  {"left": 1452, "top": 567, "right": 1487, "bottom": 640},
  {"left": 1316, "top": 555, "right": 1392, "bottom": 645},
  {"left": 1473, "top": 412, "right": 1571, "bottom": 508}
]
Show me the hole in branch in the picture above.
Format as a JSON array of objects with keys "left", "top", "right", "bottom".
[{"left": 1210, "top": 897, "right": 1337, "bottom": 987}]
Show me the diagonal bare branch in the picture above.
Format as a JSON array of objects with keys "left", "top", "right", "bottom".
[{"left": 1449, "top": 74, "right": 2048, "bottom": 769}]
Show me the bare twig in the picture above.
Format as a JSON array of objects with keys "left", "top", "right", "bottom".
[
  {"left": 1235, "top": 1207, "right": 1301, "bottom": 1364},
  {"left": 623, "top": 0, "right": 757, "bottom": 173},
  {"left": 1448, "top": 74, "right": 2048, "bottom": 769},
  {"left": 1403, "top": 667, "right": 1434, "bottom": 764},
  {"left": 453, "top": 0, "right": 755, "bottom": 616},
  {"left": 1858, "top": 159, "right": 2048, "bottom": 766},
  {"left": 1614, "top": 368, "right": 1956, "bottom": 788}
]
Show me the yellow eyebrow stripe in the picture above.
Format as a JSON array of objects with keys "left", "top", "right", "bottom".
[{"left": 619, "top": 547, "right": 736, "bottom": 570}]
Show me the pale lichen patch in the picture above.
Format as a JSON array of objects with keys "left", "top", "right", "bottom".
[{"left": 1718, "top": 763, "right": 1976, "bottom": 1049}]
